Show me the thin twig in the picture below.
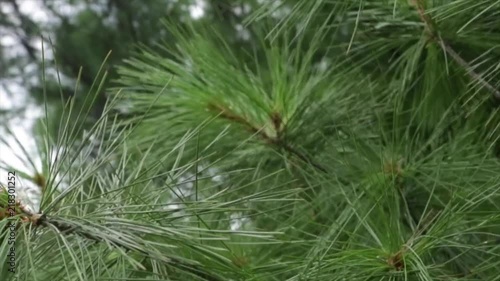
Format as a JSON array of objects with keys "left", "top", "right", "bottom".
[
  {"left": 208, "top": 103, "right": 328, "bottom": 173},
  {"left": 411, "top": 0, "right": 500, "bottom": 100},
  {"left": 440, "top": 41, "right": 500, "bottom": 99},
  {"left": 277, "top": 140, "right": 328, "bottom": 173}
]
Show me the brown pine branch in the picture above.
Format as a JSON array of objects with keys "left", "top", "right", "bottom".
[
  {"left": 440, "top": 41, "right": 500, "bottom": 100},
  {"left": 411, "top": 0, "right": 500, "bottom": 100},
  {"left": 17, "top": 205, "right": 223, "bottom": 281},
  {"left": 208, "top": 103, "right": 328, "bottom": 173}
]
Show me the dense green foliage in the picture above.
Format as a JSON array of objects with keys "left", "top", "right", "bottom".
[{"left": 1, "top": 0, "right": 500, "bottom": 280}]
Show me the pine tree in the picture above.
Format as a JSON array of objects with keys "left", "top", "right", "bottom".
[{"left": 1, "top": 0, "right": 500, "bottom": 280}]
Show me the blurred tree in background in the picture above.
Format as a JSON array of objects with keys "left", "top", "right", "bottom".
[{"left": 0, "top": 0, "right": 262, "bottom": 130}]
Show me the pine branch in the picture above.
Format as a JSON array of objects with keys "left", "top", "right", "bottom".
[
  {"left": 439, "top": 41, "right": 500, "bottom": 100},
  {"left": 411, "top": 0, "right": 500, "bottom": 100},
  {"left": 17, "top": 205, "right": 224, "bottom": 281},
  {"left": 208, "top": 102, "right": 328, "bottom": 173}
]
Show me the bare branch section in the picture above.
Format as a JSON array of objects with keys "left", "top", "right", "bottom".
[{"left": 411, "top": 0, "right": 500, "bottom": 100}]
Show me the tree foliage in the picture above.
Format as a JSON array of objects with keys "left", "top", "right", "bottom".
[{"left": 1, "top": 0, "right": 500, "bottom": 280}]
